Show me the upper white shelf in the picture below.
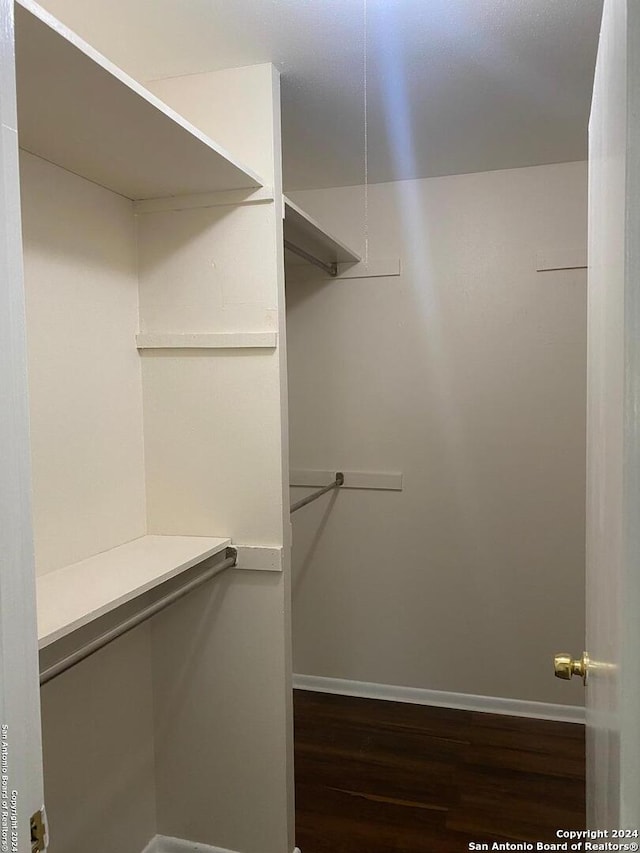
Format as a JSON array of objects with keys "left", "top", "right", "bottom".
[
  {"left": 37, "top": 534, "right": 230, "bottom": 648},
  {"left": 283, "top": 195, "right": 361, "bottom": 269},
  {"left": 15, "top": 0, "right": 263, "bottom": 200}
]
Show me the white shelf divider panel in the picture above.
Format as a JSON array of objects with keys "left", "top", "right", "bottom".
[
  {"left": 15, "top": 0, "right": 263, "bottom": 200},
  {"left": 136, "top": 332, "right": 277, "bottom": 350},
  {"left": 37, "top": 534, "right": 230, "bottom": 648},
  {"left": 284, "top": 195, "right": 361, "bottom": 268}
]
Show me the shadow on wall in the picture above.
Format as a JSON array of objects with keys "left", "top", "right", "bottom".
[{"left": 291, "top": 489, "right": 339, "bottom": 596}]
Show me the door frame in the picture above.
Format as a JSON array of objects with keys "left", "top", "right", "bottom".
[{"left": 0, "top": 0, "right": 45, "bottom": 848}]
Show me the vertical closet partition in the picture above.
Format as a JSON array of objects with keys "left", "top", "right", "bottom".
[{"left": 15, "top": 2, "right": 294, "bottom": 852}]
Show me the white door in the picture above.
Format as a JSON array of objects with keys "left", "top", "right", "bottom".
[
  {"left": 0, "top": 0, "right": 46, "bottom": 849},
  {"left": 586, "top": 0, "right": 640, "bottom": 830}
]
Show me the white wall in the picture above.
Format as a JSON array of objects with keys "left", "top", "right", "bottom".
[
  {"left": 39, "top": 628, "right": 157, "bottom": 853},
  {"left": 287, "top": 161, "right": 587, "bottom": 707},
  {"left": 21, "top": 151, "right": 146, "bottom": 576}
]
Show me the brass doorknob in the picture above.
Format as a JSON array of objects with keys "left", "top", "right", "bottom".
[{"left": 554, "top": 651, "right": 589, "bottom": 685}]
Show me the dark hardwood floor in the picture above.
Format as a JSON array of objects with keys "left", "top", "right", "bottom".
[{"left": 294, "top": 690, "right": 585, "bottom": 853}]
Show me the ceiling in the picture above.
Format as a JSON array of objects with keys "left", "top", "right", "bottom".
[{"left": 37, "top": 0, "right": 603, "bottom": 191}]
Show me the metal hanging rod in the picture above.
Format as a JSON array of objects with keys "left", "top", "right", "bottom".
[
  {"left": 290, "top": 472, "right": 344, "bottom": 514},
  {"left": 39, "top": 547, "right": 237, "bottom": 686},
  {"left": 284, "top": 239, "right": 338, "bottom": 277}
]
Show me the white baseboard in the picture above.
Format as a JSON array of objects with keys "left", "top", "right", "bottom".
[
  {"left": 293, "top": 673, "right": 585, "bottom": 724},
  {"left": 142, "top": 836, "right": 240, "bottom": 853},
  {"left": 142, "top": 836, "right": 301, "bottom": 853}
]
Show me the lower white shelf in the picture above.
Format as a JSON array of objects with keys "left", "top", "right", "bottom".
[{"left": 36, "top": 534, "right": 231, "bottom": 648}]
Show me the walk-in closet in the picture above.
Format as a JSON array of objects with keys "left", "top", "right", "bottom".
[{"left": 1, "top": 0, "right": 634, "bottom": 851}]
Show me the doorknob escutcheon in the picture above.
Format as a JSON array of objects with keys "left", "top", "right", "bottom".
[{"left": 554, "top": 651, "right": 589, "bottom": 685}]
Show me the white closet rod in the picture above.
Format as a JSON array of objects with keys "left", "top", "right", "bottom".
[{"left": 39, "top": 547, "right": 237, "bottom": 685}]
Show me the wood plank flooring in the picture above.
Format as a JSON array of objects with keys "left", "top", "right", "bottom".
[{"left": 294, "top": 690, "right": 585, "bottom": 853}]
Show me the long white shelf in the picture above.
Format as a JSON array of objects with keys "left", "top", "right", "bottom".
[
  {"left": 283, "top": 195, "right": 361, "bottom": 268},
  {"left": 37, "top": 534, "right": 230, "bottom": 648},
  {"left": 15, "top": 0, "right": 263, "bottom": 200}
]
